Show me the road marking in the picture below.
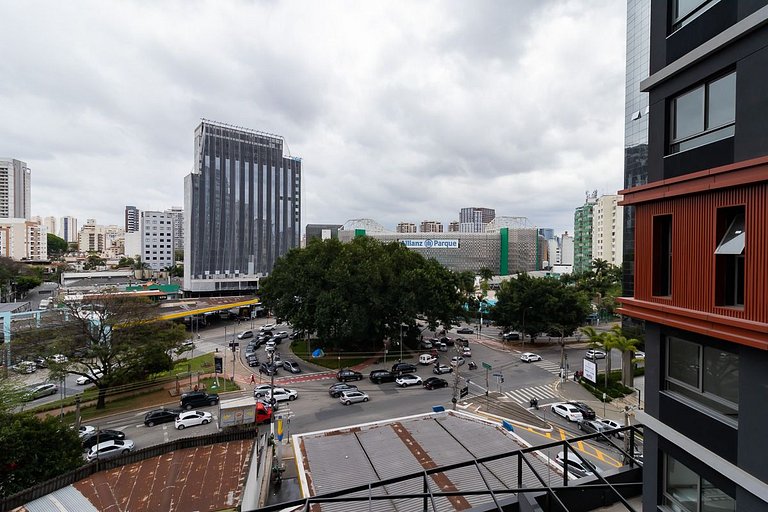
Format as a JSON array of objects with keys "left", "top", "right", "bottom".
[{"left": 502, "top": 385, "right": 558, "bottom": 405}]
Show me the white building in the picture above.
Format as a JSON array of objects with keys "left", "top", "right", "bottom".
[
  {"left": 137, "top": 210, "right": 175, "bottom": 271},
  {"left": 0, "top": 218, "right": 47, "bottom": 260},
  {"left": 0, "top": 158, "right": 31, "bottom": 220},
  {"left": 59, "top": 216, "right": 78, "bottom": 243},
  {"left": 561, "top": 232, "right": 574, "bottom": 265},
  {"left": 591, "top": 194, "right": 624, "bottom": 267},
  {"left": 43, "top": 216, "right": 56, "bottom": 236}
]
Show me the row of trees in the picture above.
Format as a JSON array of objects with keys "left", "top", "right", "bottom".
[{"left": 581, "top": 325, "right": 640, "bottom": 387}]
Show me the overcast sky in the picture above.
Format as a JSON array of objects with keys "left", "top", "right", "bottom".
[{"left": 0, "top": 1, "right": 627, "bottom": 237}]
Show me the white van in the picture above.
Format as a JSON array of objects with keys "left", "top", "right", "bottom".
[{"left": 419, "top": 354, "right": 437, "bottom": 365}]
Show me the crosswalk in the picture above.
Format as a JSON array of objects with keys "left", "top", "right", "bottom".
[
  {"left": 502, "top": 384, "right": 560, "bottom": 405},
  {"left": 531, "top": 359, "right": 564, "bottom": 376}
]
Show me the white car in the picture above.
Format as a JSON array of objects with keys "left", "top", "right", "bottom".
[
  {"left": 462, "top": 347, "right": 472, "bottom": 357},
  {"left": 395, "top": 374, "right": 423, "bottom": 387},
  {"left": 253, "top": 384, "right": 273, "bottom": 398},
  {"left": 265, "top": 387, "right": 298, "bottom": 402},
  {"left": 175, "top": 410, "right": 213, "bottom": 430},
  {"left": 12, "top": 361, "right": 37, "bottom": 374},
  {"left": 49, "top": 354, "right": 68, "bottom": 364},
  {"left": 86, "top": 439, "right": 135, "bottom": 462},
  {"left": 551, "top": 403, "right": 584, "bottom": 422},
  {"left": 260, "top": 324, "right": 276, "bottom": 332},
  {"left": 265, "top": 340, "right": 277, "bottom": 351},
  {"left": 450, "top": 356, "right": 465, "bottom": 367},
  {"left": 78, "top": 425, "right": 97, "bottom": 438},
  {"left": 585, "top": 349, "right": 606, "bottom": 359},
  {"left": 634, "top": 351, "right": 645, "bottom": 360},
  {"left": 76, "top": 368, "right": 103, "bottom": 385},
  {"left": 419, "top": 354, "right": 437, "bottom": 365},
  {"left": 520, "top": 352, "right": 542, "bottom": 363},
  {"left": 339, "top": 390, "right": 369, "bottom": 405},
  {"left": 598, "top": 418, "right": 625, "bottom": 438}
]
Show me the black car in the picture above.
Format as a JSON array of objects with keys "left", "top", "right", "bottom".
[
  {"left": 423, "top": 377, "right": 449, "bottom": 390},
  {"left": 577, "top": 419, "right": 611, "bottom": 439},
  {"left": 439, "top": 336, "right": 455, "bottom": 346},
  {"left": 568, "top": 401, "right": 597, "bottom": 420},
  {"left": 337, "top": 368, "right": 363, "bottom": 382},
  {"left": 81, "top": 429, "right": 126, "bottom": 449},
  {"left": 456, "top": 327, "right": 474, "bottom": 334},
  {"left": 144, "top": 408, "right": 183, "bottom": 427},
  {"left": 328, "top": 382, "right": 359, "bottom": 398},
  {"left": 282, "top": 360, "right": 301, "bottom": 374},
  {"left": 246, "top": 354, "right": 260, "bottom": 367},
  {"left": 369, "top": 369, "right": 395, "bottom": 384},
  {"left": 391, "top": 362, "right": 418, "bottom": 375},
  {"left": 180, "top": 391, "right": 220, "bottom": 410},
  {"left": 259, "top": 362, "right": 279, "bottom": 375}
]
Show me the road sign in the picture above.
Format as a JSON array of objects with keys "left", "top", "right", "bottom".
[
  {"left": 460, "top": 386, "right": 469, "bottom": 398},
  {"left": 482, "top": 362, "right": 492, "bottom": 370}
]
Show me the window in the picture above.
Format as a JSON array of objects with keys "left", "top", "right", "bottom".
[
  {"left": 671, "top": 0, "right": 722, "bottom": 31},
  {"left": 715, "top": 207, "right": 744, "bottom": 307},
  {"left": 663, "top": 454, "right": 734, "bottom": 512},
  {"left": 665, "top": 336, "right": 739, "bottom": 423},
  {"left": 670, "top": 72, "right": 735, "bottom": 153},
  {"left": 653, "top": 215, "right": 673, "bottom": 296}
]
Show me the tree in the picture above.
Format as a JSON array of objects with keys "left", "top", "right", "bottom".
[
  {"left": 83, "top": 253, "right": 106, "bottom": 270},
  {"left": 47, "top": 233, "right": 68, "bottom": 259},
  {"left": 0, "top": 413, "right": 83, "bottom": 497},
  {"left": 12, "top": 296, "right": 187, "bottom": 409},
  {"left": 116, "top": 257, "right": 136, "bottom": 268},
  {"left": 259, "top": 237, "right": 462, "bottom": 352},
  {"left": 0, "top": 258, "right": 42, "bottom": 299},
  {"left": 608, "top": 325, "right": 640, "bottom": 387}
]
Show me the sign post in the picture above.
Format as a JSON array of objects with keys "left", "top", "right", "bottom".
[{"left": 482, "top": 362, "right": 491, "bottom": 397}]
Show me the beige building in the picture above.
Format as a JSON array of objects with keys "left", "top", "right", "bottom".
[
  {"left": 0, "top": 218, "right": 47, "bottom": 260},
  {"left": 78, "top": 220, "right": 124, "bottom": 256},
  {"left": 420, "top": 220, "right": 444, "bottom": 233},
  {"left": 591, "top": 194, "right": 623, "bottom": 267},
  {"left": 396, "top": 222, "right": 417, "bottom": 233}
]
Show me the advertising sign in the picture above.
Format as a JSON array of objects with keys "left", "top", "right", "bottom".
[
  {"left": 582, "top": 358, "right": 597, "bottom": 383},
  {"left": 214, "top": 356, "right": 223, "bottom": 374},
  {"left": 400, "top": 239, "right": 459, "bottom": 249}
]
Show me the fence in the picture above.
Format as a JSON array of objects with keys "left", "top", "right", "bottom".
[{"left": 0, "top": 427, "right": 259, "bottom": 512}]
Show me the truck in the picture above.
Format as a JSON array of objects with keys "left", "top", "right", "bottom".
[{"left": 218, "top": 397, "right": 273, "bottom": 428}]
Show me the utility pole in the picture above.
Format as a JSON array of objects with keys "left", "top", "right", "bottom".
[{"left": 451, "top": 345, "right": 462, "bottom": 411}]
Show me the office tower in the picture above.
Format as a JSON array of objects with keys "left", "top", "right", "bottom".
[
  {"left": 0, "top": 158, "right": 31, "bottom": 220},
  {"left": 165, "top": 206, "right": 184, "bottom": 252},
  {"left": 419, "top": 221, "right": 443, "bottom": 233},
  {"left": 59, "top": 216, "right": 78, "bottom": 243},
  {"left": 591, "top": 194, "right": 623, "bottom": 267},
  {"left": 125, "top": 206, "right": 140, "bottom": 233},
  {"left": 618, "top": 2, "right": 768, "bottom": 510},
  {"left": 573, "top": 191, "right": 597, "bottom": 273},
  {"left": 459, "top": 207, "right": 495, "bottom": 232},
  {"left": 396, "top": 222, "right": 417, "bottom": 233},
  {"left": 184, "top": 119, "right": 301, "bottom": 293}
]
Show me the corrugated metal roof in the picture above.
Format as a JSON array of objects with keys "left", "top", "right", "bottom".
[{"left": 24, "top": 485, "right": 99, "bottom": 512}]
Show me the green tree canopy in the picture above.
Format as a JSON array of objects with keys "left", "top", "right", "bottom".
[
  {"left": 259, "top": 237, "right": 463, "bottom": 352},
  {"left": 46, "top": 233, "right": 68, "bottom": 258}
]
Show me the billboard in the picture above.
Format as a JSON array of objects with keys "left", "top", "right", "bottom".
[
  {"left": 214, "top": 356, "right": 223, "bottom": 374},
  {"left": 400, "top": 239, "right": 459, "bottom": 249},
  {"left": 582, "top": 358, "right": 597, "bottom": 383}
]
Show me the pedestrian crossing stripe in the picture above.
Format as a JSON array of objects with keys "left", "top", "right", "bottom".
[
  {"left": 532, "top": 360, "right": 563, "bottom": 375},
  {"left": 502, "top": 385, "right": 559, "bottom": 405}
]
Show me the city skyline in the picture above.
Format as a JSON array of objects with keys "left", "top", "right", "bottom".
[{"left": 0, "top": 1, "right": 626, "bottom": 237}]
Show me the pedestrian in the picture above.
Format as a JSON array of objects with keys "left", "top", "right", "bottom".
[{"left": 250, "top": 374, "right": 256, "bottom": 384}]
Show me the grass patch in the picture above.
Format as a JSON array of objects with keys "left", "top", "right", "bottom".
[
  {"left": 578, "top": 370, "right": 635, "bottom": 402},
  {"left": 202, "top": 376, "right": 240, "bottom": 393},
  {"left": 289, "top": 339, "right": 373, "bottom": 369}
]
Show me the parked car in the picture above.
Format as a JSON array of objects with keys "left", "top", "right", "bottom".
[
  {"left": 395, "top": 374, "right": 423, "bottom": 387},
  {"left": 259, "top": 362, "right": 279, "bottom": 375},
  {"left": 339, "top": 390, "right": 369, "bottom": 405},
  {"left": 86, "top": 439, "right": 135, "bottom": 462},
  {"left": 437, "top": 342, "right": 448, "bottom": 352},
  {"left": 433, "top": 364, "right": 453, "bottom": 375},
  {"left": 12, "top": 361, "right": 37, "bottom": 374},
  {"left": 336, "top": 368, "right": 364, "bottom": 382},
  {"left": 246, "top": 354, "right": 260, "bottom": 367},
  {"left": 634, "top": 351, "right": 645, "bottom": 360},
  {"left": 144, "top": 408, "right": 183, "bottom": 427},
  {"left": 369, "top": 369, "right": 395, "bottom": 384},
  {"left": 282, "top": 360, "right": 301, "bottom": 374},
  {"left": 502, "top": 331, "right": 521, "bottom": 340},
  {"left": 598, "top": 418, "right": 625, "bottom": 438},
  {"left": 328, "top": 382, "right": 358, "bottom": 398},
  {"left": 260, "top": 324, "right": 276, "bottom": 332},
  {"left": 555, "top": 451, "right": 598, "bottom": 479},
  {"left": 76, "top": 368, "right": 103, "bottom": 385},
  {"left": 585, "top": 349, "right": 606, "bottom": 359},
  {"left": 81, "top": 429, "right": 126, "bottom": 450},
  {"left": 419, "top": 354, "right": 437, "bottom": 365},
  {"left": 253, "top": 384, "right": 273, "bottom": 398},
  {"left": 179, "top": 391, "right": 219, "bottom": 410},
  {"left": 78, "top": 425, "right": 97, "bottom": 438},
  {"left": 577, "top": 419, "right": 612, "bottom": 438},
  {"left": 450, "top": 356, "right": 466, "bottom": 367},
  {"left": 520, "top": 352, "right": 542, "bottom": 363},
  {"left": 265, "top": 387, "right": 298, "bottom": 402},
  {"left": 33, "top": 356, "right": 48, "bottom": 369},
  {"left": 568, "top": 401, "right": 597, "bottom": 420},
  {"left": 456, "top": 327, "right": 474, "bottom": 334},
  {"left": 273, "top": 331, "right": 289, "bottom": 341},
  {"left": 462, "top": 347, "right": 472, "bottom": 357},
  {"left": 237, "top": 330, "right": 254, "bottom": 340},
  {"left": 550, "top": 403, "right": 584, "bottom": 422},
  {"left": 265, "top": 340, "right": 277, "bottom": 352},
  {"left": 458, "top": 338, "right": 470, "bottom": 348},
  {"left": 23, "top": 383, "right": 58, "bottom": 401},
  {"left": 175, "top": 410, "right": 213, "bottom": 430},
  {"left": 423, "top": 377, "right": 449, "bottom": 390},
  {"left": 391, "top": 362, "right": 418, "bottom": 375},
  {"left": 49, "top": 354, "right": 68, "bottom": 364}
]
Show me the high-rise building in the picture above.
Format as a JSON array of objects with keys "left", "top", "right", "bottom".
[
  {"left": 396, "top": 222, "right": 417, "bottom": 233},
  {"left": 78, "top": 219, "right": 104, "bottom": 253},
  {"left": 419, "top": 221, "right": 443, "bottom": 233},
  {"left": 135, "top": 211, "right": 175, "bottom": 271},
  {"left": 184, "top": 119, "right": 301, "bottom": 293},
  {"left": 619, "top": 2, "right": 768, "bottom": 510},
  {"left": 165, "top": 206, "right": 184, "bottom": 253},
  {"left": 459, "top": 207, "right": 495, "bottom": 232},
  {"left": 573, "top": 191, "right": 597, "bottom": 274},
  {"left": 0, "top": 158, "right": 31, "bottom": 220},
  {"left": 591, "top": 194, "right": 623, "bottom": 267},
  {"left": 125, "top": 206, "right": 140, "bottom": 233},
  {"left": 0, "top": 219, "right": 47, "bottom": 260},
  {"left": 59, "top": 216, "right": 78, "bottom": 243},
  {"left": 43, "top": 216, "right": 56, "bottom": 237}
]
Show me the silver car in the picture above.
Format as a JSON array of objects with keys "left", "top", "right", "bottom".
[
  {"left": 339, "top": 390, "right": 369, "bottom": 405},
  {"left": 86, "top": 439, "right": 135, "bottom": 462}
]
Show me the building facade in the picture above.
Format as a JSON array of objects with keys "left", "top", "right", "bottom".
[
  {"left": 184, "top": 119, "right": 301, "bottom": 293},
  {"left": 619, "top": 2, "right": 768, "bottom": 510},
  {"left": 396, "top": 222, "right": 417, "bottom": 233},
  {"left": 59, "top": 216, "right": 78, "bottom": 243},
  {"left": 448, "top": 221, "right": 460, "bottom": 232},
  {"left": 459, "top": 207, "right": 495, "bottom": 233},
  {"left": 591, "top": 194, "right": 624, "bottom": 267},
  {"left": 137, "top": 211, "right": 174, "bottom": 271},
  {"left": 0, "top": 218, "right": 47, "bottom": 260},
  {"left": 573, "top": 192, "right": 597, "bottom": 274},
  {"left": 0, "top": 158, "right": 31, "bottom": 220},
  {"left": 125, "top": 206, "right": 140, "bottom": 233},
  {"left": 419, "top": 220, "right": 443, "bottom": 233},
  {"left": 165, "top": 206, "right": 184, "bottom": 252}
]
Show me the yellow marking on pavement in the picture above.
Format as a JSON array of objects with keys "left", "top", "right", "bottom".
[
  {"left": 559, "top": 428, "right": 567, "bottom": 440},
  {"left": 577, "top": 440, "right": 584, "bottom": 451},
  {"left": 513, "top": 425, "right": 625, "bottom": 468}
]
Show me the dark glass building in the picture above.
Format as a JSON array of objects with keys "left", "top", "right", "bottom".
[
  {"left": 619, "top": 2, "right": 768, "bottom": 510},
  {"left": 184, "top": 119, "right": 301, "bottom": 294}
]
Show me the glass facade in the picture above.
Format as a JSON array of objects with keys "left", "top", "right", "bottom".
[{"left": 184, "top": 120, "right": 301, "bottom": 292}]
